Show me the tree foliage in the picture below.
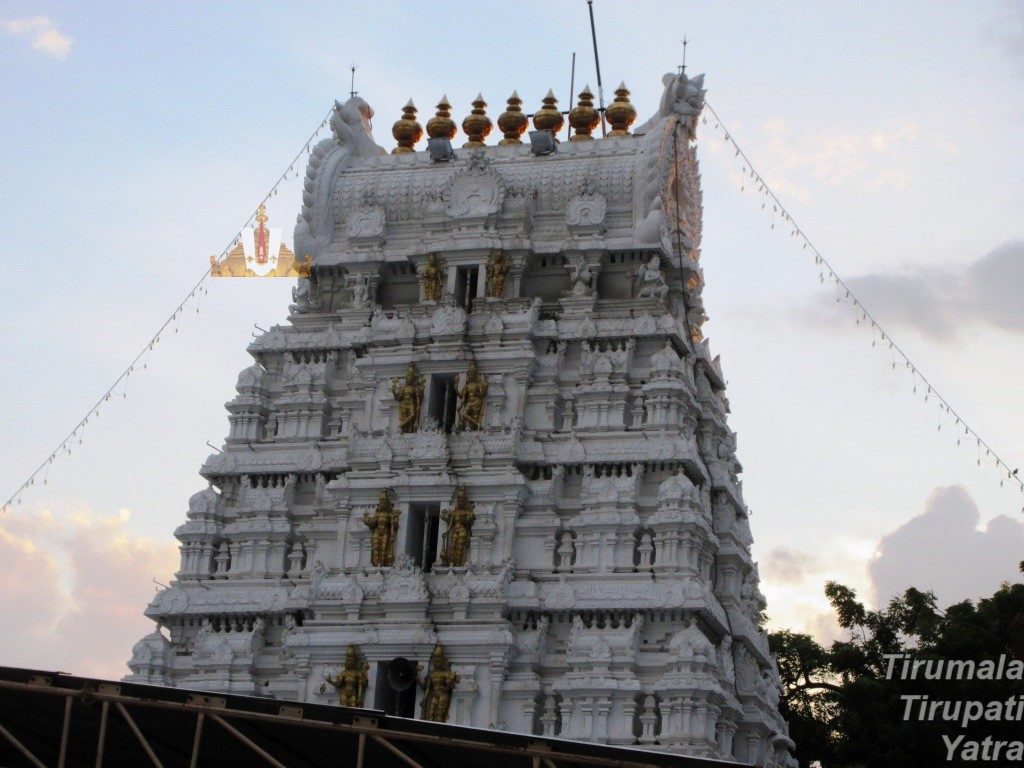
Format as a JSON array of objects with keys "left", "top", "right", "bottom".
[{"left": 770, "top": 573, "right": 1024, "bottom": 767}]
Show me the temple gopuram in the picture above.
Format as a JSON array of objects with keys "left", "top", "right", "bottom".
[{"left": 128, "top": 70, "right": 798, "bottom": 767}]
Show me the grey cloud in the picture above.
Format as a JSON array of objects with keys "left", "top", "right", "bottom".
[
  {"left": 761, "top": 547, "right": 821, "bottom": 586},
  {"left": 868, "top": 485, "right": 1024, "bottom": 607},
  {"left": 816, "top": 240, "right": 1024, "bottom": 341}
]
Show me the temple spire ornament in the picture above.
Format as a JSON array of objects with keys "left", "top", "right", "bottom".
[
  {"left": 568, "top": 85, "right": 599, "bottom": 141},
  {"left": 391, "top": 99, "right": 423, "bottom": 154},
  {"left": 497, "top": 91, "right": 528, "bottom": 145},
  {"left": 461, "top": 93, "right": 492, "bottom": 148},
  {"left": 426, "top": 95, "right": 457, "bottom": 140},
  {"left": 605, "top": 82, "right": 636, "bottom": 137},
  {"left": 532, "top": 89, "right": 563, "bottom": 135}
]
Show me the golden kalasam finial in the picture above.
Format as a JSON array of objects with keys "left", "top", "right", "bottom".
[
  {"left": 255, "top": 203, "right": 268, "bottom": 224},
  {"left": 391, "top": 99, "right": 423, "bottom": 154},
  {"left": 497, "top": 90, "right": 528, "bottom": 145},
  {"left": 568, "top": 85, "right": 600, "bottom": 142},
  {"left": 533, "top": 89, "right": 563, "bottom": 135},
  {"left": 462, "top": 93, "right": 492, "bottom": 148},
  {"left": 426, "top": 95, "right": 457, "bottom": 140},
  {"left": 606, "top": 81, "right": 637, "bottom": 137}
]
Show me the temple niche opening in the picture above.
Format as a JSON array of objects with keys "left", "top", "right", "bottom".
[{"left": 129, "top": 72, "right": 797, "bottom": 767}]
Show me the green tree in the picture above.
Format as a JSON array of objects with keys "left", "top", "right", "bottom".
[{"left": 770, "top": 574, "right": 1024, "bottom": 767}]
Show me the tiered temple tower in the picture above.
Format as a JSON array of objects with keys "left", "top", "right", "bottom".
[{"left": 128, "top": 72, "right": 797, "bottom": 767}]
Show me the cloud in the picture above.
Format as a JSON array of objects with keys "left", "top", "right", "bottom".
[
  {"left": 761, "top": 546, "right": 822, "bottom": 586},
  {"left": 711, "top": 117, "right": 921, "bottom": 202},
  {"left": 1, "top": 16, "right": 72, "bottom": 59},
  {"left": 759, "top": 538, "right": 874, "bottom": 644},
  {"left": 868, "top": 485, "right": 1024, "bottom": 607},
  {"left": 814, "top": 240, "right": 1024, "bottom": 341},
  {"left": 0, "top": 504, "right": 178, "bottom": 679}
]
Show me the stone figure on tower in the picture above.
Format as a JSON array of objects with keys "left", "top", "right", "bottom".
[
  {"left": 420, "top": 644, "right": 459, "bottom": 722},
  {"left": 391, "top": 365, "right": 424, "bottom": 434},
  {"left": 325, "top": 644, "right": 369, "bottom": 707},
  {"left": 439, "top": 487, "right": 475, "bottom": 567},
  {"left": 363, "top": 490, "right": 400, "bottom": 567},
  {"left": 456, "top": 362, "right": 488, "bottom": 432}
]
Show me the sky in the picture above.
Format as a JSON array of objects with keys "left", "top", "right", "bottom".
[{"left": 1, "top": 1, "right": 1023, "bottom": 678}]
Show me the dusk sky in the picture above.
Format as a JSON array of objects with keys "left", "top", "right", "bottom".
[{"left": 1, "top": 1, "right": 1023, "bottom": 678}]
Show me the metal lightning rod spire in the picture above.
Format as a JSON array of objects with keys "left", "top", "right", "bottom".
[
  {"left": 349, "top": 62, "right": 358, "bottom": 98},
  {"left": 567, "top": 51, "right": 576, "bottom": 141},
  {"left": 586, "top": 0, "right": 607, "bottom": 137}
]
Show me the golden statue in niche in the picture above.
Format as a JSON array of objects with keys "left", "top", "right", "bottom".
[
  {"left": 363, "top": 489, "right": 400, "bottom": 567},
  {"left": 439, "top": 486, "right": 475, "bottom": 568},
  {"left": 420, "top": 643, "right": 459, "bottom": 722},
  {"left": 325, "top": 644, "right": 369, "bottom": 707},
  {"left": 456, "top": 361, "right": 488, "bottom": 432},
  {"left": 484, "top": 250, "right": 509, "bottom": 298},
  {"left": 420, "top": 253, "right": 444, "bottom": 302},
  {"left": 391, "top": 364, "right": 424, "bottom": 434}
]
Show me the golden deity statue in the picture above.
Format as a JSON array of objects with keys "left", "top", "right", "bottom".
[
  {"left": 391, "top": 364, "right": 424, "bottom": 434},
  {"left": 439, "top": 486, "right": 475, "bottom": 568},
  {"left": 484, "top": 250, "right": 509, "bottom": 298},
  {"left": 420, "top": 253, "right": 444, "bottom": 302},
  {"left": 363, "top": 490, "right": 400, "bottom": 567},
  {"left": 325, "top": 644, "right": 369, "bottom": 707},
  {"left": 420, "top": 643, "right": 459, "bottom": 722},
  {"left": 456, "top": 362, "right": 488, "bottom": 432}
]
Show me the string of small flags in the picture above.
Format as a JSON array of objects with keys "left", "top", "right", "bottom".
[
  {"left": 700, "top": 100, "right": 1024, "bottom": 502},
  {"left": 0, "top": 105, "right": 337, "bottom": 514}
]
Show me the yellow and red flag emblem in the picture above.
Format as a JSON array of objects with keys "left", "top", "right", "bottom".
[{"left": 210, "top": 205, "right": 311, "bottom": 278}]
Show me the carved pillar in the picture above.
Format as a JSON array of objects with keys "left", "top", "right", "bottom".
[
  {"left": 287, "top": 542, "right": 304, "bottom": 576},
  {"left": 636, "top": 532, "right": 654, "bottom": 571},
  {"left": 199, "top": 542, "right": 214, "bottom": 577},
  {"left": 336, "top": 504, "right": 351, "bottom": 568},
  {"left": 639, "top": 695, "right": 658, "bottom": 743},
  {"left": 540, "top": 694, "right": 559, "bottom": 736},
  {"left": 214, "top": 542, "right": 229, "bottom": 577}
]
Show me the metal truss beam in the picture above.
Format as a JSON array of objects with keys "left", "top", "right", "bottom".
[
  {"left": 0, "top": 721, "right": 48, "bottom": 768},
  {"left": 371, "top": 734, "right": 426, "bottom": 768},
  {"left": 210, "top": 713, "right": 289, "bottom": 768},
  {"left": 115, "top": 702, "right": 165, "bottom": 768}
]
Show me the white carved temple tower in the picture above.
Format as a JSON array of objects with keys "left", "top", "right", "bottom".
[{"left": 128, "top": 72, "right": 797, "bottom": 767}]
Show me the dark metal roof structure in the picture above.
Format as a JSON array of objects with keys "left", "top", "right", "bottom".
[{"left": 0, "top": 666, "right": 746, "bottom": 768}]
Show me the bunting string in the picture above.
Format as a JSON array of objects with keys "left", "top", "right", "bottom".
[
  {"left": 1, "top": 105, "right": 336, "bottom": 513},
  {"left": 701, "top": 99, "right": 1024, "bottom": 501}
]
